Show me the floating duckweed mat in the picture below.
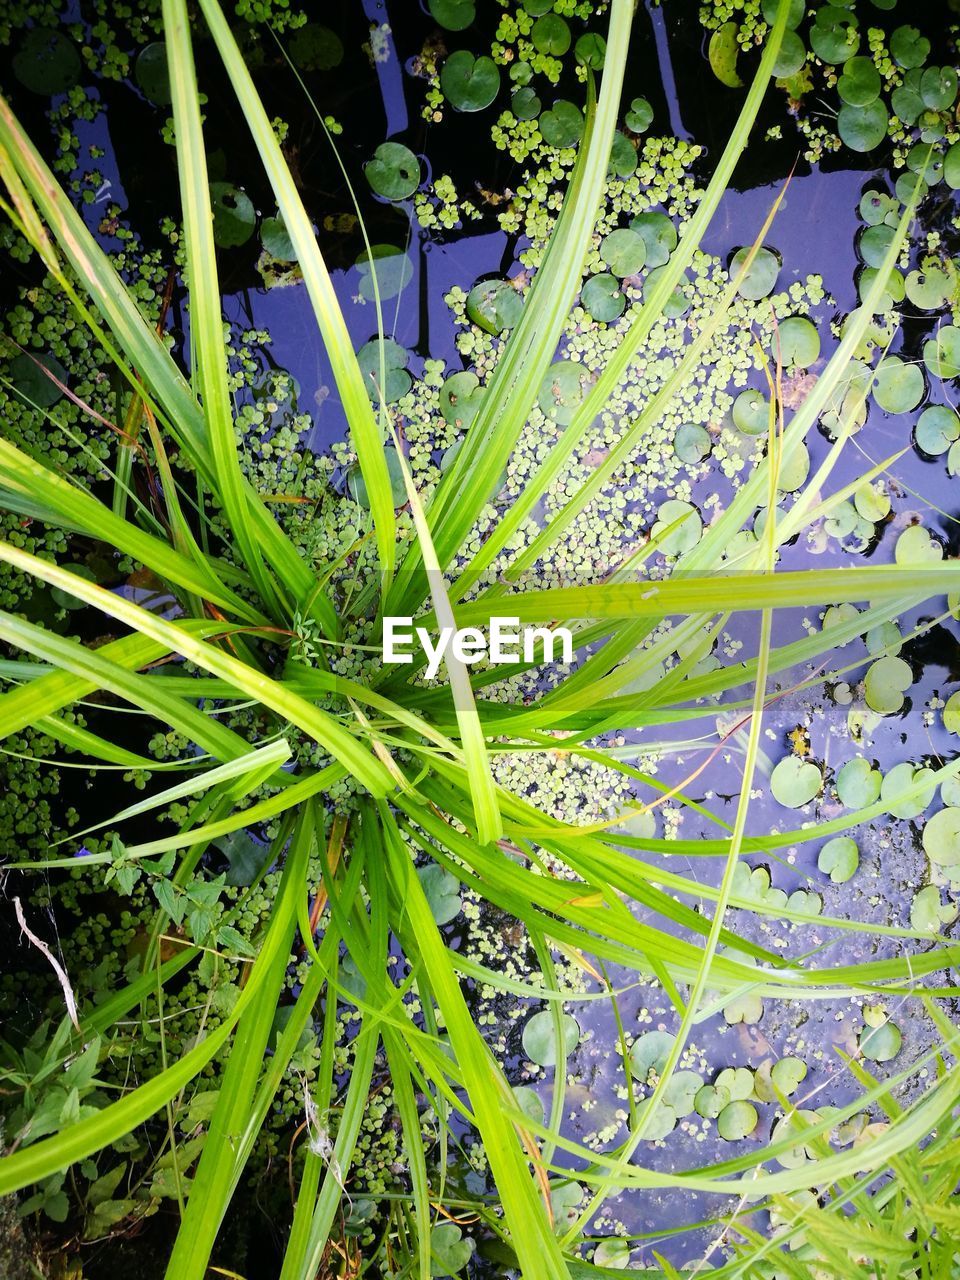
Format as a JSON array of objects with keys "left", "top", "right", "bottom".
[{"left": 0, "top": 1, "right": 959, "bottom": 1277}]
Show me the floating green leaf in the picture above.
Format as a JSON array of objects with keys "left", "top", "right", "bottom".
[
  {"left": 538, "top": 360, "right": 591, "bottom": 425},
  {"left": 895, "top": 525, "right": 942, "bottom": 566},
  {"left": 522, "top": 1010, "right": 580, "bottom": 1067},
  {"left": 770, "top": 756, "right": 823, "bottom": 808},
  {"left": 838, "top": 56, "right": 881, "bottom": 106},
  {"left": 511, "top": 86, "right": 541, "bottom": 120},
  {"left": 777, "top": 316, "right": 820, "bottom": 368},
  {"left": 417, "top": 865, "right": 462, "bottom": 925},
  {"left": 772, "top": 31, "right": 806, "bottom": 78},
  {"left": 882, "top": 761, "right": 937, "bottom": 819},
  {"left": 809, "top": 7, "right": 859, "bottom": 63},
  {"left": 818, "top": 836, "right": 859, "bottom": 883},
  {"left": 355, "top": 338, "right": 411, "bottom": 405},
  {"left": 873, "top": 357, "right": 924, "bottom": 412},
  {"left": 593, "top": 1239, "right": 630, "bottom": 1269},
  {"left": 859, "top": 1020, "right": 902, "bottom": 1062},
  {"left": 890, "top": 25, "right": 930, "bottom": 70},
  {"left": 600, "top": 228, "right": 646, "bottom": 277},
  {"left": 923, "top": 326, "right": 960, "bottom": 379},
  {"left": 439, "top": 370, "right": 483, "bottom": 427},
  {"left": 864, "top": 655, "right": 912, "bottom": 714},
  {"left": 731, "top": 246, "right": 780, "bottom": 299},
  {"left": 625, "top": 96, "right": 653, "bottom": 133},
  {"left": 945, "top": 141, "right": 960, "bottom": 189},
  {"left": 905, "top": 262, "right": 955, "bottom": 310},
  {"left": 531, "top": 14, "right": 571, "bottom": 55},
  {"left": 674, "top": 423, "right": 711, "bottom": 464},
  {"left": 441, "top": 51, "right": 500, "bottom": 111},
  {"left": 365, "top": 142, "right": 420, "bottom": 200},
  {"left": 653, "top": 499, "right": 702, "bottom": 556},
  {"left": 694, "top": 1084, "right": 730, "bottom": 1119},
  {"left": 922, "top": 807, "right": 960, "bottom": 867},
  {"left": 910, "top": 885, "right": 957, "bottom": 933},
  {"left": 709, "top": 22, "right": 743, "bottom": 88},
  {"left": 348, "top": 444, "right": 407, "bottom": 507},
  {"left": 915, "top": 405, "right": 960, "bottom": 456},
  {"left": 9, "top": 351, "right": 67, "bottom": 408},
  {"left": 288, "top": 23, "right": 343, "bottom": 70},
  {"left": 539, "top": 100, "right": 584, "bottom": 148},
  {"left": 466, "top": 279, "right": 524, "bottom": 333},
  {"left": 430, "top": 1222, "right": 474, "bottom": 1276},
  {"left": 838, "top": 101, "right": 889, "bottom": 152},
  {"left": 574, "top": 33, "right": 606, "bottom": 70},
  {"left": 261, "top": 214, "right": 296, "bottom": 262},
  {"left": 135, "top": 42, "right": 172, "bottom": 106},
  {"left": 715, "top": 1067, "right": 755, "bottom": 1101},
  {"left": 732, "top": 388, "right": 770, "bottom": 436},
  {"left": 581, "top": 273, "right": 625, "bottom": 322},
  {"left": 13, "top": 28, "right": 81, "bottom": 95},
  {"left": 427, "top": 0, "right": 476, "bottom": 32},
  {"left": 717, "top": 1100, "right": 758, "bottom": 1141},
  {"left": 628, "top": 1030, "right": 674, "bottom": 1082},
  {"left": 921, "top": 66, "right": 958, "bottom": 110},
  {"left": 209, "top": 183, "right": 255, "bottom": 248}
]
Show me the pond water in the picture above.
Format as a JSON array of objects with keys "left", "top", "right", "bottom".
[{"left": 2, "top": 0, "right": 960, "bottom": 1276}]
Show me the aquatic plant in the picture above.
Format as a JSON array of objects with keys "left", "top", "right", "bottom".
[{"left": 1, "top": 0, "right": 960, "bottom": 1277}]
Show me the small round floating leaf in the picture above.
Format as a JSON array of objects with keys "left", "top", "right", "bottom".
[
  {"left": 905, "top": 263, "right": 954, "bottom": 310},
  {"left": 818, "top": 836, "right": 859, "bottom": 883},
  {"left": 662, "top": 1070, "right": 704, "bottom": 1118},
  {"left": 262, "top": 215, "right": 296, "bottom": 262},
  {"left": 593, "top": 1240, "right": 630, "bottom": 1270},
  {"left": 441, "top": 51, "right": 500, "bottom": 112},
  {"left": 511, "top": 86, "right": 540, "bottom": 120},
  {"left": 427, "top": 0, "right": 476, "bottom": 31},
  {"left": 922, "top": 807, "right": 960, "bottom": 867},
  {"left": 761, "top": 0, "right": 804, "bottom": 27},
  {"left": 512, "top": 1084, "right": 544, "bottom": 1124},
  {"left": 630, "top": 213, "right": 677, "bottom": 268},
  {"left": 694, "top": 1084, "right": 729, "bottom": 1119},
  {"left": 439, "top": 371, "right": 483, "bottom": 427},
  {"left": 430, "top": 1222, "right": 474, "bottom": 1275},
  {"left": 892, "top": 83, "right": 925, "bottom": 126},
  {"left": 522, "top": 1010, "right": 580, "bottom": 1067},
  {"left": 854, "top": 483, "right": 891, "bottom": 523},
  {"left": 522, "top": 0, "right": 554, "bottom": 12},
  {"left": 674, "top": 423, "right": 711, "bottom": 464},
  {"left": 890, "top": 24, "right": 930, "bottom": 69},
  {"left": 209, "top": 184, "right": 255, "bottom": 248},
  {"left": 714, "top": 1069, "right": 755, "bottom": 1105},
  {"left": 770, "top": 756, "right": 823, "bottom": 808},
  {"left": 906, "top": 145, "right": 943, "bottom": 182},
  {"left": 777, "top": 440, "right": 810, "bottom": 493},
  {"left": 640, "top": 1101, "right": 677, "bottom": 1141},
  {"left": 538, "top": 360, "right": 590, "bottom": 425},
  {"left": 628, "top": 1030, "right": 674, "bottom": 1081},
  {"left": 653, "top": 499, "right": 702, "bottom": 556},
  {"left": 858, "top": 223, "right": 896, "bottom": 268},
  {"left": 13, "top": 28, "right": 81, "bottom": 94},
  {"left": 911, "top": 885, "right": 958, "bottom": 933},
  {"left": 347, "top": 444, "right": 407, "bottom": 508},
  {"left": 531, "top": 13, "right": 571, "bottom": 55},
  {"left": 859, "top": 190, "right": 899, "bottom": 226},
  {"left": 51, "top": 565, "right": 98, "bottom": 611},
  {"left": 625, "top": 96, "right": 653, "bottom": 133},
  {"left": 859, "top": 1020, "right": 902, "bottom": 1062},
  {"left": 809, "top": 8, "right": 859, "bottom": 63},
  {"left": 772, "top": 31, "right": 806, "bottom": 78},
  {"left": 644, "top": 264, "right": 690, "bottom": 316},
  {"left": 873, "top": 357, "right": 924, "bottom": 413},
  {"left": 723, "top": 991, "right": 763, "bottom": 1025},
  {"left": 709, "top": 22, "right": 743, "bottom": 88},
  {"left": 600, "top": 228, "right": 646, "bottom": 277},
  {"left": 135, "top": 42, "right": 171, "bottom": 105},
  {"left": 771, "top": 1057, "right": 808, "bottom": 1096},
  {"left": 778, "top": 316, "right": 820, "bottom": 367},
  {"left": 9, "top": 352, "right": 67, "bottom": 408},
  {"left": 895, "top": 171, "right": 928, "bottom": 205},
  {"left": 895, "top": 524, "right": 942, "bottom": 566},
  {"left": 858, "top": 266, "right": 904, "bottom": 313},
  {"left": 417, "top": 865, "right": 461, "bottom": 925},
  {"left": 921, "top": 66, "right": 958, "bottom": 111},
  {"left": 915, "top": 405, "right": 960, "bottom": 456},
  {"left": 575, "top": 32, "right": 605, "bottom": 69},
  {"left": 539, "top": 100, "right": 584, "bottom": 148},
  {"left": 288, "top": 23, "right": 343, "bottom": 70},
  {"left": 466, "top": 279, "right": 523, "bottom": 333},
  {"left": 717, "top": 1100, "right": 758, "bottom": 1141},
  {"left": 608, "top": 132, "right": 637, "bottom": 178},
  {"left": 864, "top": 655, "right": 912, "bottom": 714},
  {"left": 581, "top": 274, "right": 625, "bottom": 323},
  {"left": 924, "top": 327, "right": 960, "bottom": 380},
  {"left": 510, "top": 60, "right": 533, "bottom": 85},
  {"left": 731, "top": 246, "right": 780, "bottom": 300},
  {"left": 732, "top": 388, "right": 770, "bottom": 436},
  {"left": 838, "top": 101, "right": 888, "bottom": 152},
  {"left": 838, "top": 56, "right": 881, "bottom": 106},
  {"left": 365, "top": 142, "right": 420, "bottom": 200},
  {"left": 355, "top": 338, "right": 411, "bottom": 406},
  {"left": 356, "top": 244, "right": 413, "bottom": 302},
  {"left": 944, "top": 691, "right": 960, "bottom": 735},
  {"left": 945, "top": 142, "right": 960, "bottom": 189},
  {"left": 883, "top": 762, "right": 937, "bottom": 819}
]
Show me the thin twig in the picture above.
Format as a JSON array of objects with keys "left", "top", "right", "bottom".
[{"left": 13, "top": 896, "right": 80, "bottom": 1031}]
